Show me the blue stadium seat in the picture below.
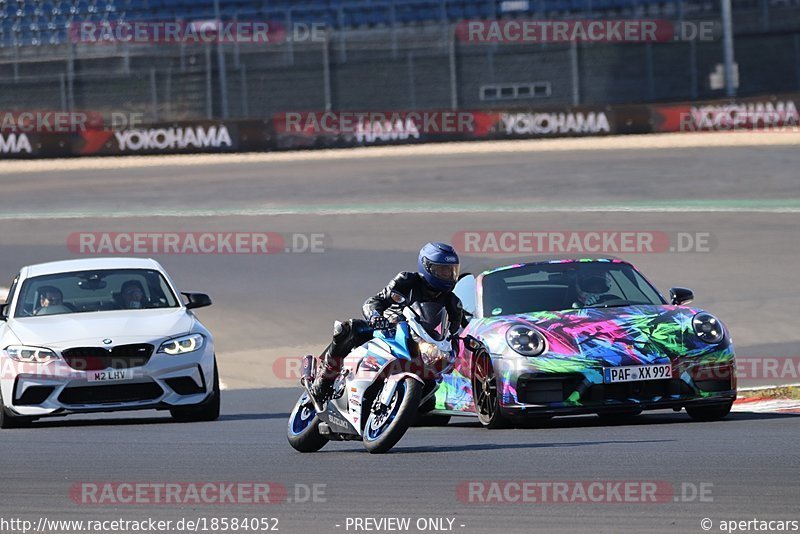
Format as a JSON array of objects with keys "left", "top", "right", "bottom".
[{"left": 0, "top": 0, "right": 777, "bottom": 47}]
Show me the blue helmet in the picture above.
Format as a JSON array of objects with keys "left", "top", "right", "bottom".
[{"left": 418, "top": 242, "right": 460, "bottom": 292}]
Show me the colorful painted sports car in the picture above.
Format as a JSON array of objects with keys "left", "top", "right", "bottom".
[{"left": 427, "top": 258, "right": 736, "bottom": 428}]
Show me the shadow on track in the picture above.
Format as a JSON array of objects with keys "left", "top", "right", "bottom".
[
  {"left": 390, "top": 438, "right": 675, "bottom": 454},
  {"left": 22, "top": 411, "right": 290, "bottom": 428},
  {"left": 445, "top": 410, "right": 800, "bottom": 430}
]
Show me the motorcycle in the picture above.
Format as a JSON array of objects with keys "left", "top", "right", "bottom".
[{"left": 287, "top": 298, "right": 470, "bottom": 454}]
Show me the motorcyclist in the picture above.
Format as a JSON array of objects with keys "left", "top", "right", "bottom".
[{"left": 309, "top": 242, "right": 465, "bottom": 402}]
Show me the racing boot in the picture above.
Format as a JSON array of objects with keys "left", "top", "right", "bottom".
[
  {"left": 309, "top": 321, "right": 351, "bottom": 403},
  {"left": 309, "top": 368, "right": 336, "bottom": 403}
]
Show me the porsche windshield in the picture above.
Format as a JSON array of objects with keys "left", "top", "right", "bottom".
[
  {"left": 14, "top": 269, "right": 180, "bottom": 317},
  {"left": 481, "top": 262, "right": 665, "bottom": 316}
]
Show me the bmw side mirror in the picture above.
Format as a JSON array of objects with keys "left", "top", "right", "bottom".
[
  {"left": 670, "top": 287, "right": 694, "bottom": 306},
  {"left": 0, "top": 303, "right": 6, "bottom": 321},
  {"left": 183, "top": 292, "right": 212, "bottom": 310}
]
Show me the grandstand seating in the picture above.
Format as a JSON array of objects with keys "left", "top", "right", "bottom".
[{"left": 0, "top": 0, "right": 789, "bottom": 48}]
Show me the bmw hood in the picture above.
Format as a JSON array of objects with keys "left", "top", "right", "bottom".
[
  {"left": 480, "top": 305, "right": 726, "bottom": 367},
  {"left": 9, "top": 308, "right": 195, "bottom": 346}
]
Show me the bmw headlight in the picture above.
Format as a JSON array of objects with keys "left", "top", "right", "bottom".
[
  {"left": 692, "top": 313, "right": 724, "bottom": 344},
  {"left": 505, "top": 325, "right": 547, "bottom": 357},
  {"left": 4, "top": 345, "right": 58, "bottom": 364},
  {"left": 158, "top": 334, "right": 204, "bottom": 355}
]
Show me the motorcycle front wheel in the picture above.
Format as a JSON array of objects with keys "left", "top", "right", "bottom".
[
  {"left": 362, "top": 377, "right": 423, "bottom": 454},
  {"left": 287, "top": 392, "right": 329, "bottom": 453}
]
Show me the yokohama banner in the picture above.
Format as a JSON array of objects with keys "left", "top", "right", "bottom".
[
  {"left": 272, "top": 107, "right": 617, "bottom": 149},
  {"left": 1, "top": 94, "right": 797, "bottom": 159}
]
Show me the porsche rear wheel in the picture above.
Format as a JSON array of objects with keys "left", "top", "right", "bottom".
[{"left": 472, "top": 351, "right": 510, "bottom": 429}]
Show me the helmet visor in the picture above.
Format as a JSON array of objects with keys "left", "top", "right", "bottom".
[{"left": 428, "top": 262, "right": 460, "bottom": 283}]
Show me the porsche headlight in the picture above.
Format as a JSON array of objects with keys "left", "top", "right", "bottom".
[
  {"left": 692, "top": 313, "right": 724, "bottom": 344},
  {"left": 506, "top": 325, "right": 547, "bottom": 357},
  {"left": 4, "top": 345, "right": 58, "bottom": 364},
  {"left": 158, "top": 334, "right": 204, "bottom": 355}
]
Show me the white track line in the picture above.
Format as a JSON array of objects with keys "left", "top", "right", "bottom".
[{"left": 0, "top": 203, "right": 799, "bottom": 221}]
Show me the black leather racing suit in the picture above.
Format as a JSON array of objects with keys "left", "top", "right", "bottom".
[{"left": 318, "top": 272, "right": 465, "bottom": 377}]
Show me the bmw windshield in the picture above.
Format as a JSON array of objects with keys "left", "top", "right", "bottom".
[
  {"left": 481, "top": 261, "right": 666, "bottom": 316},
  {"left": 14, "top": 269, "right": 180, "bottom": 317}
]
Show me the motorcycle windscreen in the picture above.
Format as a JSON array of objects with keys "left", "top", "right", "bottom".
[{"left": 410, "top": 302, "right": 450, "bottom": 341}]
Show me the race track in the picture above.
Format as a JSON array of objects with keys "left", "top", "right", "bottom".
[{"left": 1, "top": 134, "right": 799, "bottom": 533}]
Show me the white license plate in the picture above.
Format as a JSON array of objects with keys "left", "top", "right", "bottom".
[
  {"left": 87, "top": 369, "right": 134, "bottom": 382},
  {"left": 603, "top": 364, "right": 672, "bottom": 383}
]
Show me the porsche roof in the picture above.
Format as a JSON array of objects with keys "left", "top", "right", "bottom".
[{"left": 465, "top": 255, "right": 628, "bottom": 277}]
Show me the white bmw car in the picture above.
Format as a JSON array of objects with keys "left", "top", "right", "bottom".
[{"left": 0, "top": 258, "right": 219, "bottom": 428}]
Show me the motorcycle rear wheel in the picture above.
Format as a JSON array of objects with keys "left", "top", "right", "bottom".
[{"left": 287, "top": 393, "right": 329, "bottom": 453}]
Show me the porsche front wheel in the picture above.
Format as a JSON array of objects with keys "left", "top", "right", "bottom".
[{"left": 472, "top": 351, "right": 510, "bottom": 429}]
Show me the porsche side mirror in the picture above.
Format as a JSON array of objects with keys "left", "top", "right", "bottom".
[
  {"left": 183, "top": 292, "right": 212, "bottom": 310},
  {"left": 670, "top": 287, "right": 694, "bottom": 306},
  {"left": 453, "top": 274, "right": 477, "bottom": 317}
]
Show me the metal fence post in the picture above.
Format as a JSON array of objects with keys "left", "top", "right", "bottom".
[
  {"left": 323, "top": 31, "right": 332, "bottom": 111},
  {"left": 795, "top": 34, "right": 800, "bottom": 91},
  {"left": 215, "top": 0, "right": 229, "bottom": 118},
  {"left": 205, "top": 44, "right": 213, "bottom": 119},
  {"left": 448, "top": 27, "right": 458, "bottom": 110},
  {"left": 66, "top": 45, "right": 75, "bottom": 111},
  {"left": 570, "top": 41, "right": 580, "bottom": 106},
  {"left": 150, "top": 68, "right": 158, "bottom": 122},
  {"left": 240, "top": 64, "right": 249, "bottom": 118},
  {"left": 721, "top": 0, "right": 736, "bottom": 98},
  {"left": 645, "top": 43, "right": 655, "bottom": 101},
  {"left": 59, "top": 73, "right": 67, "bottom": 112},
  {"left": 407, "top": 51, "right": 416, "bottom": 109},
  {"left": 689, "top": 40, "right": 698, "bottom": 99},
  {"left": 165, "top": 66, "right": 172, "bottom": 119},
  {"left": 287, "top": 10, "right": 295, "bottom": 65}
]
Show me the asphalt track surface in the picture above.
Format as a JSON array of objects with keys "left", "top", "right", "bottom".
[{"left": 0, "top": 135, "right": 799, "bottom": 533}]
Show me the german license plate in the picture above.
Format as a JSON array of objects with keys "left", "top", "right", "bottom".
[{"left": 603, "top": 364, "right": 672, "bottom": 384}]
